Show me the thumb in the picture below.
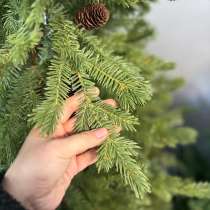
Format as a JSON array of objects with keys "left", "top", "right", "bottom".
[{"left": 53, "top": 128, "right": 109, "bottom": 158}]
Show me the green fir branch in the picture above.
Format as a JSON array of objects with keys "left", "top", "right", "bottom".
[
  {"left": 30, "top": 36, "right": 76, "bottom": 135},
  {"left": 0, "top": 0, "right": 51, "bottom": 66},
  {"left": 3, "top": 0, "right": 31, "bottom": 35},
  {"left": 153, "top": 175, "right": 210, "bottom": 201},
  {"left": 75, "top": 98, "right": 139, "bottom": 132},
  {"left": 0, "top": 66, "right": 41, "bottom": 165},
  {"left": 169, "top": 177, "right": 210, "bottom": 199},
  {"left": 76, "top": 29, "right": 152, "bottom": 111},
  {"left": 72, "top": 71, "right": 150, "bottom": 198},
  {"left": 97, "top": 134, "right": 151, "bottom": 198}
]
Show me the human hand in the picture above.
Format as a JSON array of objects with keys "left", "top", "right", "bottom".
[{"left": 2, "top": 88, "right": 118, "bottom": 210}]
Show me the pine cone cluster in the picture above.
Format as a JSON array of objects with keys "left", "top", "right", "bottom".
[{"left": 75, "top": 3, "right": 110, "bottom": 30}]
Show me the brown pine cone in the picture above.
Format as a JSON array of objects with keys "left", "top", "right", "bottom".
[{"left": 75, "top": 3, "right": 110, "bottom": 30}]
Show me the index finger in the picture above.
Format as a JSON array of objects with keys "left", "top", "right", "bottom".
[{"left": 50, "top": 128, "right": 109, "bottom": 158}]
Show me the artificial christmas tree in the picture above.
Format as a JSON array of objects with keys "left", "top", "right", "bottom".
[{"left": 0, "top": 0, "right": 209, "bottom": 210}]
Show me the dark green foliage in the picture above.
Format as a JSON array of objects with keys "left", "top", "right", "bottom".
[
  {"left": 0, "top": 66, "right": 42, "bottom": 165},
  {"left": 0, "top": 0, "right": 152, "bottom": 199}
]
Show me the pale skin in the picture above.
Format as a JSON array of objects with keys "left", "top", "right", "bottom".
[{"left": 2, "top": 87, "right": 118, "bottom": 210}]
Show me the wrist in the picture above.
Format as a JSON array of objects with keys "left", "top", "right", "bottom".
[{"left": 2, "top": 170, "right": 34, "bottom": 210}]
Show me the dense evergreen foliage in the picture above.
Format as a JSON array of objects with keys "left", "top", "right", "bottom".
[{"left": 0, "top": 1, "right": 209, "bottom": 209}]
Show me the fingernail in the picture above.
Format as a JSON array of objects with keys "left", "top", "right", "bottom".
[
  {"left": 115, "top": 126, "right": 122, "bottom": 133},
  {"left": 88, "top": 87, "right": 100, "bottom": 97},
  {"left": 94, "top": 128, "right": 108, "bottom": 139}
]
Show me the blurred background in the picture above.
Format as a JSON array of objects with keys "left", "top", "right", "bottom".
[
  {"left": 146, "top": 0, "right": 210, "bottom": 209},
  {"left": 147, "top": 0, "right": 210, "bottom": 103}
]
